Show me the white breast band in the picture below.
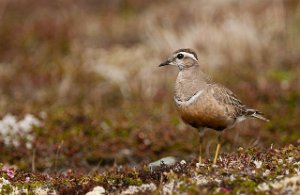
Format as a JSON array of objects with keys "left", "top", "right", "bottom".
[{"left": 174, "top": 90, "right": 204, "bottom": 106}]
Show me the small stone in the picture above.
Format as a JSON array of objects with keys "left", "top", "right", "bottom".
[
  {"left": 86, "top": 186, "right": 105, "bottom": 195},
  {"left": 263, "top": 169, "right": 271, "bottom": 177},
  {"left": 196, "top": 162, "right": 205, "bottom": 168},
  {"left": 214, "top": 178, "right": 222, "bottom": 184},
  {"left": 254, "top": 160, "right": 262, "bottom": 169},
  {"left": 148, "top": 156, "right": 177, "bottom": 172},
  {"left": 285, "top": 170, "right": 289, "bottom": 175},
  {"left": 229, "top": 174, "right": 236, "bottom": 181},
  {"left": 121, "top": 183, "right": 156, "bottom": 194},
  {"left": 287, "top": 157, "right": 294, "bottom": 163},
  {"left": 256, "top": 183, "right": 270, "bottom": 192},
  {"left": 33, "top": 187, "right": 51, "bottom": 195}
]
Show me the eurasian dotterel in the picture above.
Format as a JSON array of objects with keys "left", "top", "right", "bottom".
[{"left": 159, "top": 48, "right": 269, "bottom": 164}]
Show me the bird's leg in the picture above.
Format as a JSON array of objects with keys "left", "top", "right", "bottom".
[
  {"left": 213, "top": 133, "right": 222, "bottom": 165},
  {"left": 198, "top": 128, "right": 205, "bottom": 163}
]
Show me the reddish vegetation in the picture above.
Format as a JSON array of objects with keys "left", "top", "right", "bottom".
[{"left": 0, "top": 0, "right": 299, "bottom": 194}]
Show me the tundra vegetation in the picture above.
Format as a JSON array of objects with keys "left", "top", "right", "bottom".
[{"left": 0, "top": 0, "right": 299, "bottom": 194}]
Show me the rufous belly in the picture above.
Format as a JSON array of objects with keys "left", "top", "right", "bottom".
[{"left": 175, "top": 93, "right": 234, "bottom": 131}]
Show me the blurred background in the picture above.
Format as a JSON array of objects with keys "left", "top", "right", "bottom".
[{"left": 0, "top": 0, "right": 299, "bottom": 172}]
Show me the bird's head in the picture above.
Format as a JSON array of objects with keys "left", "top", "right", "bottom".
[{"left": 159, "top": 48, "right": 199, "bottom": 71}]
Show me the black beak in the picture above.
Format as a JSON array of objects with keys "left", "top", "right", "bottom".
[{"left": 158, "top": 60, "right": 171, "bottom": 67}]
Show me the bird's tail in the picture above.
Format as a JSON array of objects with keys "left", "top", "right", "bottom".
[{"left": 246, "top": 109, "right": 269, "bottom": 122}]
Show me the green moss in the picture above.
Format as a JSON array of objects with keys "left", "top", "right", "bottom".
[
  {"left": 230, "top": 179, "right": 257, "bottom": 194},
  {"left": 268, "top": 69, "right": 294, "bottom": 82},
  {"left": 126, "top": 178, "right": 143, "bottom": 186}
]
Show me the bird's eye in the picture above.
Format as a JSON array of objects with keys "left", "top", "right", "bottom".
[{"left": 177, "top": 53, "right": 184, "bottom": 59}]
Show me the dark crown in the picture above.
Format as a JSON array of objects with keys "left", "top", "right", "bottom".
[{"left": 174, "top": 48, "right": 198, "bottom": 60}]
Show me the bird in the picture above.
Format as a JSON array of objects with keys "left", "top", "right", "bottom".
[{"left": 158, "top": 48, "right": 269, "bottom": 164}]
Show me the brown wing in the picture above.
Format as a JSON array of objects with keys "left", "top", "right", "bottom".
[{"left": 210, "top": 84, "right": 247, "bottom": 119}]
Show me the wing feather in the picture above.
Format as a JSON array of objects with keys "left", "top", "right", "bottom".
[{"left": 210, "top": 84, "right": 247, "bottom": 118}]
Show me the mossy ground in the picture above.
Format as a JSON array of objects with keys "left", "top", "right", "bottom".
[
  {"left": 0, "top": 0, "right": 300, "bottom": 194},
  {"left": 1, "top": 145, "right": 300, "bottom": 194}
]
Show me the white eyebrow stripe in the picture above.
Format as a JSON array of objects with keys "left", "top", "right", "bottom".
[{"left": 178, "top": 52, "right": 198, "bottom": 62}]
